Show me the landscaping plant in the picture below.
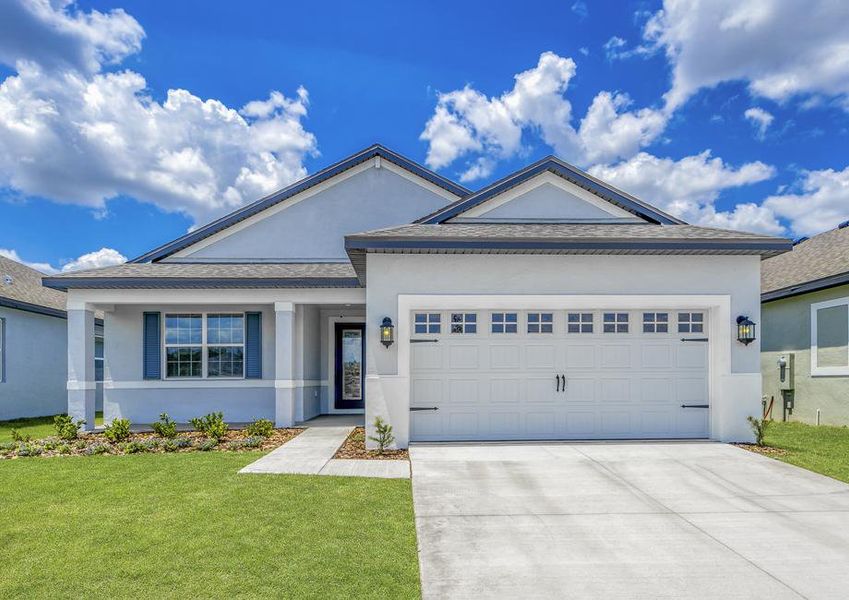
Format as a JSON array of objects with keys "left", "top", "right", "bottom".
[
  {"left": 190, "top": 412, "right": 228, "bottom": 441},
  {"left": 10, "top": 429, "right": 30, "bottom": 443},
  {"left": 368, "top": 416, "right": 395, "bottom": 454},
  {"left": 152, "top": 413, "right": 177, "bottom": 438},
  {"left": 54, "top": 415, "right": 85, "bottom": 440},
  {"left": 104, "top": 418, "right": 132, "bottom": 443},
  {"left": 747, "top": 415, "right": 771, "bottom": 446},
  {"left": 245, "top": 418, "right": 274, "bottom": 438}
]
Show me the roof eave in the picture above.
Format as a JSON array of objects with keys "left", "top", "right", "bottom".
[
  {"left": 42, "top": 277, "right": 363, "bottom": 290},
  {"left": 762, "top": 271, "right": 849, "bottom": 303},
  {"left": 0, "top": 296, "right": 67, "bottom": 319}
]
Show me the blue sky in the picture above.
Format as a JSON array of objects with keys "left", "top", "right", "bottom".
[{"left": 1, "top": 0, "right": 848, "bottom": 272}]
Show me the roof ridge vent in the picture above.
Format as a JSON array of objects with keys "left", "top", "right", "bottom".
[
  {"left": 792, "top": 236, "right": 809, "bottom": 245},
  {"left": 838, "top": 220, "right": 849, "bottom": 229}
]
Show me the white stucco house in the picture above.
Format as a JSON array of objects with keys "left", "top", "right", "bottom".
[
  {"left": 1, "top": 255, "right": 104, "bottom": 420},
  {"left": 44, "top": 145, "right": 791, "bottom": 447}
]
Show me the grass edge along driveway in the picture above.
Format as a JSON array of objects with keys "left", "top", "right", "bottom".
[
  {"left": 761, "top": 420, "right": 849, "bottom": 484},
  {"left": 0, "top": 451, "right": 420, "bottom": 599}
]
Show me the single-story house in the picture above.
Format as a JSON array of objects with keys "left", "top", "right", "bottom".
[
  {"left": 761, "top": 223, "right": 849, "bottom": 425},
  {"left": 44, "top": 144, "right": 791, "bottom": 447},
  {"left": 0, "top": 255, "right": 103, "bottom": 420}
]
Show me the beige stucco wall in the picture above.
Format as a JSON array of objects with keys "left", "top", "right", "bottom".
[{"left": 761, "top": 283, "right": 849, "bottom": 425}]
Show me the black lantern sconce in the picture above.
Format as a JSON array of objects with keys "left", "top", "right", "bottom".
[
  {"left": 736, "top": 315, "right": 756, "bottom": 345},
  {"left": 380, "top": 317, "right": 395, "bottom": 348}
]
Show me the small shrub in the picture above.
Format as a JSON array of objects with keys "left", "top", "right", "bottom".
[
  {"left": 152, "top": 413, "right": 177, "bottom": 438},
  {"left": 41, "top": 439, "right": 58, "bottom": 452},
  {"left": 17, "top": 443, "right": 43, "bottom": 457},
  {"left": 74, "top": 440, "right": 87, "bottom": 450},
  {"left": 245, "top": 418, "right": 274, "bottom": 438},
  {"left": 190, "top": 412, "right": 228, "bottom": 441},
  {"left": 173, "top": 436, "right": 193, "bottom": 449},
  {"left": 10, "top": 429, "right": 30, "bottom": 443},
  {"left": 162, "top": 439, "right": 178, "bottom": 452},
  {"left": 368, "top": 416, "right": 396, "bottom": 454},
  {"left": 85, "top": 443, "right": 110, "bottom": 456},
  {"left": 122, "top": 441, "right": 147, "bottom": 454},
  {"left": 54, "top": 415, "right": 85, "bottom": 440},
  {"left": 143, "top": 439, "right": 160, "bottom": 452},
  {"left": 197, "top": 438, "right": 217, "bottom": 451},
  {"left": 0, "top": 441, "right": 18, "bottom": 455},
  {"left": 747, "top": 415, "right": 771, "bottom": 446},
  {"left": 56, "top": 444, "right": 71, "bottom": 455},
  {"left": 228, "top": 436, "right": 263, "bottom": 451},
  {"left": 104, "top": 418, "right": 132, "bottom": 443}
]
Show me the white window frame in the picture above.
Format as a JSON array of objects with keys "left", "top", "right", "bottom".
[
  {"left": 413, "top": 312, "right": 441, "bottom": 335},
  {"left": 567, "top": 312, "right": 593, "bottom": 333},
  {"left": 163, "top": 312, "right": 246, "bottom": 380},
  {"left": 677, "top": 312, "right": 705, "bottom": 334},
  {"left": 527, "top": 312, "right": 554, "bottom": 334},
  {"left": 603, "top": 312, "right": 629, "bottom": 333},
  {"left": 450, "top": 312, "right": 477, "bottom": 334},
  {"left": 642, "top": 312, "right": 670, "bottom": 334},
  {"left": 491, "top": 312, "right": 518, "bottom": 334},
  {"left": 811, "top": 297, "right": 849, "bottom": 377}
]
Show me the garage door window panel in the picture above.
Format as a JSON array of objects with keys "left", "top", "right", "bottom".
[
  {"left": 567, "top": 313, "right": 593, "bottom": 333},
  {"left": 491, "top": 312, "right": 518, "bottom": 334},
  {"left": 643, "top": 312, "right": 669, "bottom": 333},
  {"left": 678, "top": 312, "right": 704, "bottom": 333},
  {"left": 451, "top": 313, "right": 477, "bottom": 334},
  {"left": 414, "top": 313, "right": 441, "bottom": 334},
  {"left": 527, "top": 312, "right": 553, "bottom": 334},
  {"left": 603, "top": 313, "right": 629, "bottom": 333}
]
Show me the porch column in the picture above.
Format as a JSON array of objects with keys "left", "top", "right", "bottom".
[
  {"left": 274, "top": 302, "right": 297, "bottom": 427},
  {"left": 67, "top": 306, "right": 96, "bottom": 431}
]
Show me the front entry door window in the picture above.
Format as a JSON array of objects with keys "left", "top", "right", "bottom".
[{"left": 335, "top": 323, "right": 365, "bottom": 409}]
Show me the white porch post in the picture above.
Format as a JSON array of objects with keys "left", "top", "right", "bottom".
[
  {"left": 67, "top": 306, "right": 96, "bottom": 431},
  {"left": 274, "top": 301, "right": 297, "bottom": 427}
]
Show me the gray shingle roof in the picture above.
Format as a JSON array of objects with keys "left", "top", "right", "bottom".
[
  {"left": 42, "top": 262, "right": 360, "bottom": 290},
  {"left": 345, "top": 223, "right": 791, "bottom": 284},
  {"left": 0, "top": 256, "right": 67, "bottom": 316},
  {"left": 762, "top": 225, "right": 849, "bottom": 300}
]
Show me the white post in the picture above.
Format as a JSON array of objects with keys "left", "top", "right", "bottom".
[
  {"left": 274, "top": 302, "right": 297, "bottom": 427},
  {"left": 67, "top": 306, "right": 96, "bottom": 431}
]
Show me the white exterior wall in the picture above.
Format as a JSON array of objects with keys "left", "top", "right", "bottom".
[
  {"left": 365, "top": 253, "right": 763, "bottom": 448},
  {"left": 0, "top": 307, "right": 67, "bottom": 419}
]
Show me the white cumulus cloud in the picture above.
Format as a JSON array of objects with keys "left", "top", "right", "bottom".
[
  {"left": 643, "top": 0, "right": 849, "bottom": 111},
  {"left": 420, "top": 51, "right": 670, "bottom": 180},
  {"left": 0, "top": 0, "right": 318, "bottom": 225},
  {"left": 0, "top": 246, "right": 125, "bottom": 274},
  {"left": 588, "top": 151, "right": 781, "bottom": 234},
  {"left": 762, "top": 167, "right": 849, "bottom": 237},
  {"left": 744, "top": 107, "right": 774, "bottom": 139}
]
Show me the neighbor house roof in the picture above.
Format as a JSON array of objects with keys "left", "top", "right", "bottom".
[
  {"left": 130, "top": 144, "right": 470, "bottom": 264},
  {"left": 0, "top": 255, "right": 67, "bottom": 318},
  {"left": 42, "top": 262, "right": 361, "bottom": 290},
  {"left": 417, "top": 156, "right": 686, "bottom": 225},
  {"left": 762, "top": 223, "right": 849, "bottom": 302},
  {"left": 345, "top": 223, "right": 792, "bottom": 283}
]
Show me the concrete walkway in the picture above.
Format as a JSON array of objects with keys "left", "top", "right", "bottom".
[
  {"left": 239, "top": 421, "right": 409, "bottom": 479},
  {"left": 410, "top": 441, "right": 849, "bottom": 600}
]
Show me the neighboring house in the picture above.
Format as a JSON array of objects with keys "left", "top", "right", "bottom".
[
  {"left": 761, "top": 224, "right": 849, "bottom": 425},
  {"left": 44, "top": 144, "right": 790, "bottom": 446},
  {"left": 0, "top": 256, "right": 104, "bottom": 420}
]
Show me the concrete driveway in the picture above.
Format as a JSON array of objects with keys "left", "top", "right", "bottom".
[{"left": 410, "top": 442, "right": 849, "bottom": 599}]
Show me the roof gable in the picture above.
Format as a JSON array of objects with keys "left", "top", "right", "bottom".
[
  {"left": 131, "top": 144, "right": 469, "bottom": 263},
  {"left": 419, "top": 156, "right": 684, "bottom": 225}
]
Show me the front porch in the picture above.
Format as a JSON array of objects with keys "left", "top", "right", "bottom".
[{"left": 65, "top": 289, "right": 367, "bottom": 430}]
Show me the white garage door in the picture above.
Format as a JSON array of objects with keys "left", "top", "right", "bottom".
[{"left": 410, "top": 309, "right": 709, "bottom": 441}]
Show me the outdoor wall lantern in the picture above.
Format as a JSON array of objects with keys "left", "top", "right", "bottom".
[
  {"left": 380, "top": 317, "right": 395, "bottom": 348},
  {"left": 736, "top": 315, "right": 756, "bottom": 346}
]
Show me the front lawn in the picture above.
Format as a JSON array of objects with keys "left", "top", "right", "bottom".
[
  {"left": 762, "top": 421, "right": 849, "bottom": 483},
  {"left": 0, "top": 452, "right": 420, "bottom": 599},
  {"left": 0, "top": 412, "right": 103, "bottom": 442}
]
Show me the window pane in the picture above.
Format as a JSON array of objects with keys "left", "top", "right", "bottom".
[
  {"left": 166, "top": 346, "right": 201, "bottom": 378},
  {"left": 208, "top": 314, "right": 244, "bottom": 344},
  {"left": 415, "top": 313, "right": 426, "bottom": 323},
  {"left": 505, "top": 313, "right": 517, "bottom": 323},
  {"left": 208, "top": 346, "right": 244, "bottom": 377},
  {"left": 505, "top": 323, "right": 517, "bottom": 333},
  {"left": 94, "top": 338, "right": 105, "bottom": 359},
  {"left": 817, "top": 305, "right": 849, "bottom": 367},
  {"left": 415, "top": 324, "right": 427, "bottom": 334}
]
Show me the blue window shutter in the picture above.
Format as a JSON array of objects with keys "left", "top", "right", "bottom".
[
  {"left": 143, "top": 312, "right": 161, "bottom": 380},
  {"left": 245, "top": 312, "right": 262, "bottom": 379}
]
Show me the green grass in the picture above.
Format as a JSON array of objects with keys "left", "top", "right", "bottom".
[
  {"left": 0, "top": 452, "right": 420, "bottom": 599},
  {"left": 0, "top": 412, "right": 103, "bottom": 441},
  {"left": 764, "top": 421, "right": 849, "bottom": 483}
]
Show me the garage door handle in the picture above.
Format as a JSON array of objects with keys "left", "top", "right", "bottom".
[
  {"left": 410, "top": 406, "right": 439, "bottom": 411},
  {"left": 555, "top": 374, "right": 560, "bottom": 392},
  {"left": 680, "top": 338, "right": 709, "bottom": 342},
  {"left": 680, "top": 404, "right": 709, "bottom": 409},
  {"left": 410, "top": 339, "right": 439, "bottom": 343}
]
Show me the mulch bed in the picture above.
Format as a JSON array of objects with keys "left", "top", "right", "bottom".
[
  {"left": 334, "top": 427, "right": 409, "bottom": 461},
  {"left": 733, "top": 443, "right": 788, "bottom": 457},
  {"left": 0, "top": 428, "right": 303, "bottom": 459}
]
